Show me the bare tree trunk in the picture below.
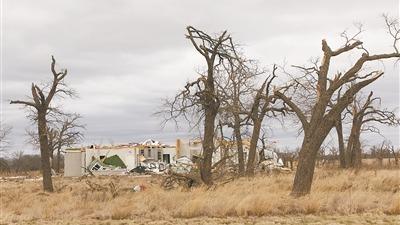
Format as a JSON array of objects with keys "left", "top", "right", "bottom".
[
  {"left": 200, "top": 109, "right": 217, "bottom": 185},
  {"left": 347, "top": 122, "right": 362, "bottom": 168},
  {"left": 291, "top": 135, "right": 323, "bottom": 196},
  {"left": 246, "top": 119, "right": 262, "bottom": 176},
  {"left": 56, "top": 147, "right": 62, "bottom": 173},
  {"left": 38, "top": 112, "right": 54, "bottom": 192},
  {"left": 335, "top": 117, "right": 346, "bottom": 168},
  {"left": 391, "top": 146, "right": 398, "bottom": 166},
  {"left": 233, "top": 115, "right": 245, "bottom": 176},
  {"left": 218, "top": 121, "right": 228, "bottom": 168},
  {"left": 353, "top": 132, "right": 362, "bottom": 168}
]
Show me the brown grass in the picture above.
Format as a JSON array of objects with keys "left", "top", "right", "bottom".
[{"left": 0, "top": 168, "right": 399, "bottom": 224}]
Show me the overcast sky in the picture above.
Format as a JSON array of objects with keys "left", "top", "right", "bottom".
[{"left": 1, "top": 0, "right": 399, "bottom": 154}]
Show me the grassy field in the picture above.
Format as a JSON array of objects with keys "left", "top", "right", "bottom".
[{"left": 1, "top": 168, "right": 399, "bottom": 224}]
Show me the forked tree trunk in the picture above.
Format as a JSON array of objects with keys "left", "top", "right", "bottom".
[{"left": 37, "top": 111, "right": 54, "bottom": 192}]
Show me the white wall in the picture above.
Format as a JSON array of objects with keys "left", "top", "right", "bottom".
[
  {"left": 64, "top": 151, "right": 85, "bottom": 177},
  {"left": 162, "top": 147, "right": 177, "bottom": 163}
]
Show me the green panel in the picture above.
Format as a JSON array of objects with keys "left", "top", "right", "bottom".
[{"left": 103, "top": 155, "right": 127, "bottom": 168}]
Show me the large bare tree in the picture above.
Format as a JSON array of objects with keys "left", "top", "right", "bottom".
[
  {"left": 161, "top": 26, "right": 239, "bottom": 185},
  {"left": 245, "top": 65, "right": 286, "bottom": 175},
  {"left": 218, "top": 61, "right": 286, "bottom": 176},
  {"left": 274, "top": 17, "right": 400, "bottom": 196},
  {"left": 10, "top": 56, "right": 72, "bottom": 192},
  {"left": 217, "top": 58, "right": 259, "bottom": 175},
  {"left": 344, "top": 92, "right": 400, "bottom": 168}
]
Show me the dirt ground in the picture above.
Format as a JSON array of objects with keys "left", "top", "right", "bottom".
[{"left": 9, "top": 215, "right": 400, "bottom": 225}]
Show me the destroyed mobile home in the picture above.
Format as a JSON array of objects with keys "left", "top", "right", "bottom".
[{"left": 64, "top": 138, "right": 287, "bottom": 177}]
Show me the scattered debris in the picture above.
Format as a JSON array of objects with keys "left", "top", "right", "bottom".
[
  {"left": 87, "top": 156, "right": 127, "bottom": 176},
  {"left": 258, "top": 159, "right": 291, "bottom": 173},
  {"left": 169, "top": 156, "right": 193, "bottom": 174},
  {"left": 132, "top": 184, "right": 146, "bottom": 192},
  {"left": 0, "top": 176, "right": 43, "bottom": 182},
  {"left": 140, "top": 159, "right": 166, "bottom": 174},
  {"left": 129, "top": 166, "right": 147, "bottom": 174},
  {"left": 161, "top": 172, "right": 200, "bottom": 190},
  {"left": 141, "top": 139, "right": 164, "bottom": 147},
  {"left": 85, "top": 179, "right": 119, "bottom": 198}
]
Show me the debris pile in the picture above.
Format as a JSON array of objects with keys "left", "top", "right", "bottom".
[
  {"left": 169, "top": 156, "right": 193, "bottom": 174},
  {"left": 258, "top": 159, "right": 290, "bottom": 173},
  {"left": 137, "top": 158, "right": 166, "bottom": 174},
  {"left": 88, "top": 155, "right": 127, "bottom": 175},
  {"left": 141, "top": 139, "right": 164, "bottom": 147}
]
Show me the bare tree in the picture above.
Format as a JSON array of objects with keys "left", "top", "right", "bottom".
[
  {"left": 27, "top": 113, "right": 85, "bottom": 173},
  {"left": 10, "top": 150, "right": 25, "bottom": 173},
  {"left": 10, "top": 56, "right": 73, "bottom": 192},
  {"left": 332, "top": 89, "right": 347, "bottom": 168},
  {"left": 0, "top": 122, "right": 12, "bottom": 152},
  {"left": 218, "top": 60, "right": 285, "bottom": 176},
  {"left": 217, "top": 57, "right": 259, "bottom": 176},
  {"left": 160, "top": 26, "right": 239, "bottom": 185},
  {"left": 371, "top": 141, "right": 392, "bottom": 167},
  {"left": 274, "top": 17, "right": 400, "bottom": 196},
  {"left": 389, "top": 145, "right": 399, "bottom": 166},
  {"left": 345, "top": 92, "right": 400, "bottom": 168},
  {"left": 245, "top": 65, "right": 286, "bottom": 176}
]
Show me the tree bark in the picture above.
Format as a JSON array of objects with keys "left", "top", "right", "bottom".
[
  {"left": 291, "top": 132, "right": 326, "bottom": 196},
  {"left": 246, "top": 119, "right": 262, "bottom": 176},
  {"left": 353, "top": 131, "right": 362, "bottom": 168},
  {"left": 233, "top": 115, "right": 245, "bottom": 175},
  {"left": 56, "top": 147, "right": 61, "bottom": 173},
  {"left": 200, "top": 107, "right": 217, "bottom": 185},
  {"left": 37, "top": 111, "right": 54, "bottom": 192},
  {"left": 347, "top": 120, "right": 362, "bottom": 168},
  {"left": 218, "top": 121, "right": 228, "bottom": 167},
  {"left": 335, "top": 117, "right": 346, "bottom": 168}
]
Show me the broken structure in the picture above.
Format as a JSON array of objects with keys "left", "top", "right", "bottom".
[{"left": 64, "top": 138, "right": 284, "bottom": 176}]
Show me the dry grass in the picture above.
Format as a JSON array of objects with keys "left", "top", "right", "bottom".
[{"left": 0, "top": 168, "right": 399, "bottom": 224}]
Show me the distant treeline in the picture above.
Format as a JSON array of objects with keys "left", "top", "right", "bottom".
[{"left": 0, "top": 153, "right": 64, "bottom": 173}]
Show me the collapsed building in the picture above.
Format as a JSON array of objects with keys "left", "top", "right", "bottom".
[
  {"left": 64, "top": 138, "right": 284, "bottom": 177},
  {"left": 64, "top": 139, "right": 176, "bottom": 176}
]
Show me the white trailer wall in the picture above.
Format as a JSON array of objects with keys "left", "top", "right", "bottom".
[{"left": 64, "top": 150, "right": 85, "bottom": 177}]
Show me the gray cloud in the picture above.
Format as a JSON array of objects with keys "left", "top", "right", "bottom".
[{"left": 2, "top": 0, "right": 399, "bottom": 154}]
